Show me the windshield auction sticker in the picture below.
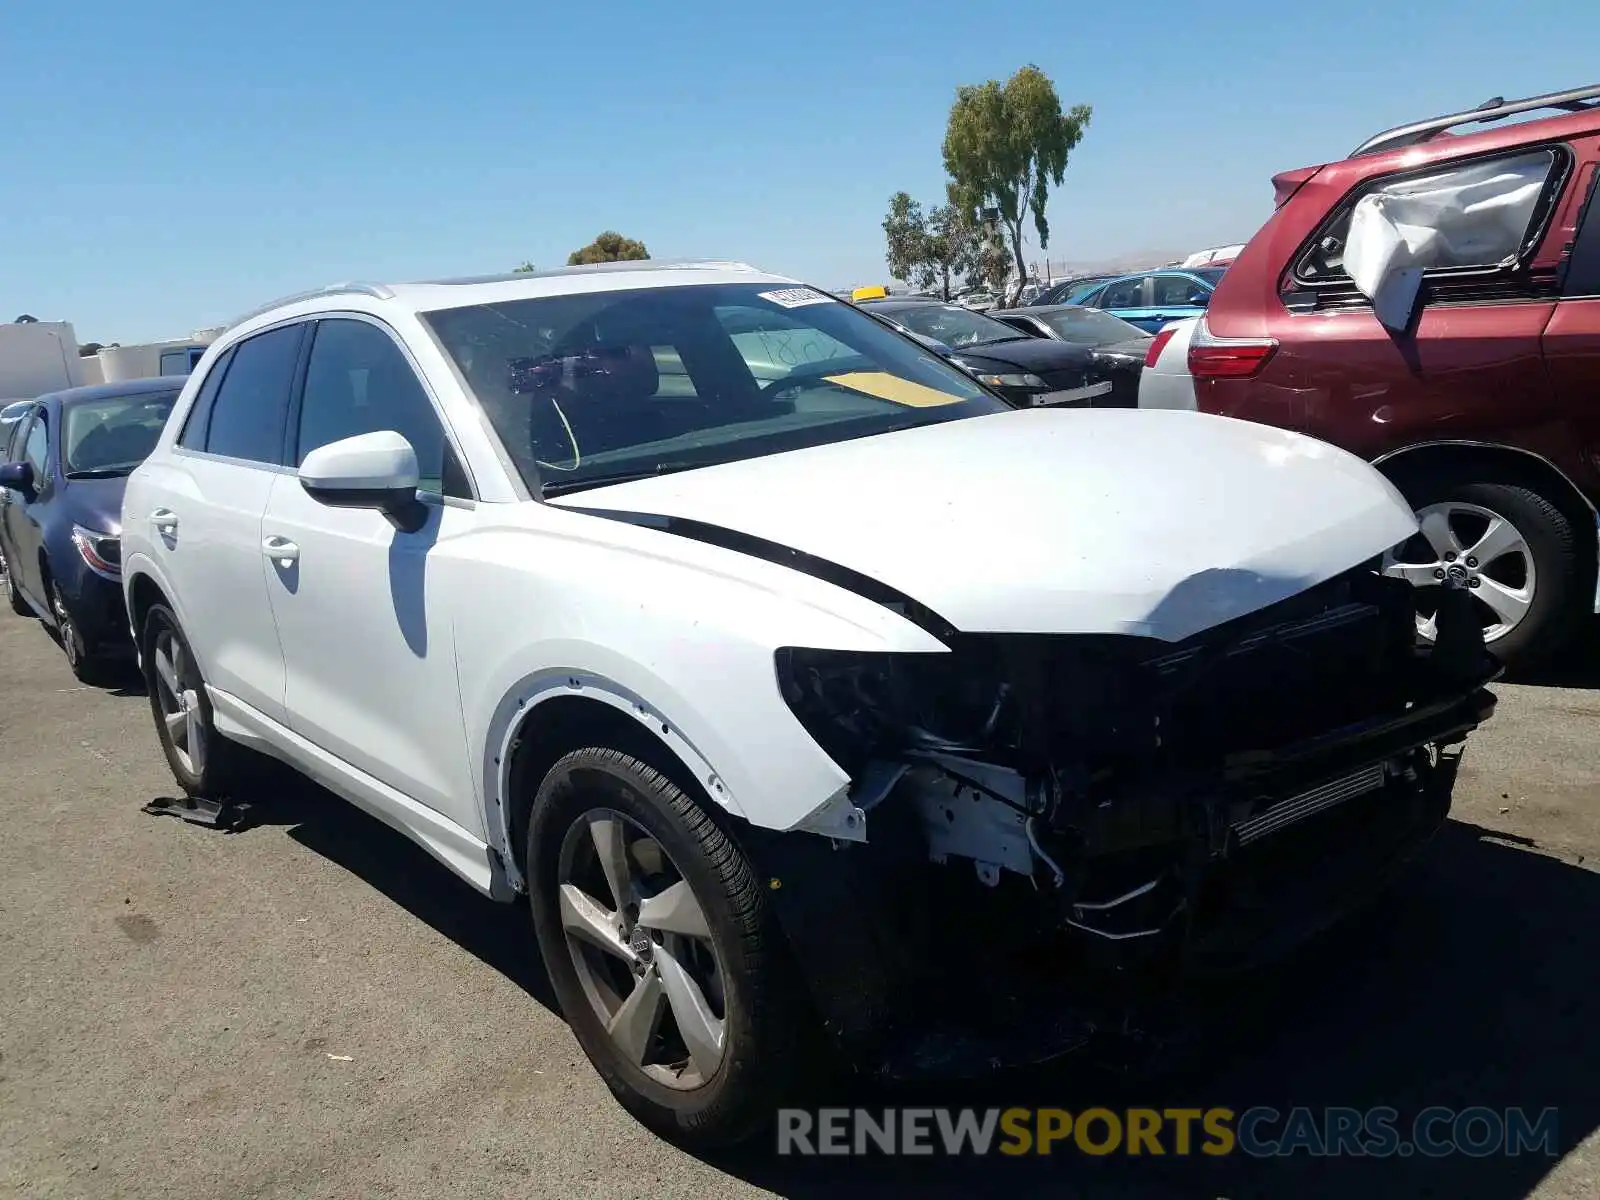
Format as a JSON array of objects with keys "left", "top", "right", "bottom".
[{"left": 759, "top": 287, "right": 835, "bottom": 308}]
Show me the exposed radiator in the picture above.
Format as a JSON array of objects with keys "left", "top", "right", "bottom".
[{"left": 1232, "top": 763, "right": 1388, "bottom": 847}]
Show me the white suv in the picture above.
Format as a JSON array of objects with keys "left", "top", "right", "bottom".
[{"left": 121, "top": 261, "right": 1497, "bottom": 1146}]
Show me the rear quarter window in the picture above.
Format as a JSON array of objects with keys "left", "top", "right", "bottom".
[{"left": 1294, "top": 147, "right": 1567, "bottom": 286}]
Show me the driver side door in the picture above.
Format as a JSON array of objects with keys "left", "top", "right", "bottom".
[{"left": 260, "top": 315, "right": 481, "bottom": 832}]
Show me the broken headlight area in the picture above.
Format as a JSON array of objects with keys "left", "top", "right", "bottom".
[{"left": 764, "top": 566, "right": 1498, "bottom": 1073}]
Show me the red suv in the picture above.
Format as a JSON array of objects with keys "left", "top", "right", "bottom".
[{"left": 1193, "top": 84, "right": 1600, "bottom": 669}]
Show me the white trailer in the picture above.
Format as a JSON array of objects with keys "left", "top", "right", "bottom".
[{"left": 0, "top": 320, "right": 88, "bottom": 403}]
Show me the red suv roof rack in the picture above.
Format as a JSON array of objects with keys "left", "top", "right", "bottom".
[{"left": 1351, "top": 83, "right": 1600, "bottom": 158}]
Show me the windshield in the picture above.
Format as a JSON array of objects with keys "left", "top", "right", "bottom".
[
  {"left": 421, "top": 282, "right": 1007, "bottom": 496},
  {"left": 63, "top": 390, "right": 178, "bottom": 476},
  {"left": 880, "top": 304, "right": 1021, "bottom": 349},
  {"left": 1192, "top": 267, "right": 1226, "bottom": 288},
  {"left": 1038, "top": 308, "right": 1148, "bottom": 345}
]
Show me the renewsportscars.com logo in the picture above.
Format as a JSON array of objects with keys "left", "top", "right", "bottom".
[{"left": 776, "top": 1106, "right": 1560, "bottom": 1158}]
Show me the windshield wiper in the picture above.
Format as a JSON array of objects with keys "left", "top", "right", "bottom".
[
  {"left": 64, "top": 467, "right": 134, "bottom": 480},
  {"left": 540, "top": 461, "right": 708, "bottom": 497}
]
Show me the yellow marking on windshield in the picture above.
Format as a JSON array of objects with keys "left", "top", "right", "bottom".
[{"left": 821, "top": 371, "right": 963, "bottom": 408}]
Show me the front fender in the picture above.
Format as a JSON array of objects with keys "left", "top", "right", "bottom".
[{"left": 450, "top": 518, "right": 949, "bottom": 879}]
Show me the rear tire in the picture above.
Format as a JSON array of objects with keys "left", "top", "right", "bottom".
[
  {"left": 1385, "top": 474, "right": 1582, "bottom": 672},
  {"left": 526, "top": 746, "right": 816, "bottom": 1148},
  {"left": 140, "top": 603, "right": 243, "bottom": 799}
]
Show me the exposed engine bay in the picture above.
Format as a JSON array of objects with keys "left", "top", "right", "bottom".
[{"left": 759, "top": 566, "right": 1499, "bottom": 1072}]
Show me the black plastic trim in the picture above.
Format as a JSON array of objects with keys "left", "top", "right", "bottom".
[{"left": 562, "top": 505, "right": 958, "bottom": 640}]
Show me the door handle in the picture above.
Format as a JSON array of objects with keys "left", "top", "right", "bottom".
[
  {"left": 262, "top": 536, "right": 300, "bottom": 565},
  {"left": 151, "top": 508, "right": 179, "bottom": 533}
]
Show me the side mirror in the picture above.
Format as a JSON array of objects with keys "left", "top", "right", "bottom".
[
  {"left": 1343, "top": 193, "right": 1425, "bottom": 334},
  {"left": 298, "top": 431, "right": 428, "bottom": 533},
  {"left": 0, "top": 461, "right": 35, "bottom": 498}
]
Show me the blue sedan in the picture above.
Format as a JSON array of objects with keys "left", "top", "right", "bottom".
[
  {"left": 1066, "top": 267, "right": 1226, "bottom": 333},
  {"left": 0, "top": 378, "right": 181, "bottom": 679}
]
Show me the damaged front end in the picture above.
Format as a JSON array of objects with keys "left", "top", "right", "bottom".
[{"left": 752, "top": 568, "right": 1498, "bottom": 1076}]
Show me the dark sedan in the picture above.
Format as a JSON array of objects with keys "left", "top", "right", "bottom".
[
  {"left": 992, "top": 305, "right": 1153, "bottom": 408},
  {"left": 0, "top": 378, "right": 181, "bottom": 679},
  {"left": 860, "top": 299, "right": 1116, "bottom": 408}
]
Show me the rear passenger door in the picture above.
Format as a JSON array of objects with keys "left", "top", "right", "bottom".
[
  {"left": 1147, "top": 273, "right": 1212, "bottom": 331},
  {"left": 143, "top": 324, "right": 305, "bottom": 724}
]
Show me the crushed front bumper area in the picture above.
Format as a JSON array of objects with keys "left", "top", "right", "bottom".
[{"left": 759, "top": 569, "right": 1499, "bottom": 1077}]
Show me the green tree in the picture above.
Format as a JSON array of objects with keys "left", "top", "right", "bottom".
[
  {"left": 882, "top": 191, "right": 930, "bottom": 289},
  {"left": 883, "top": 188, "right": 993, "bottom": 300},
  {"left": 567, "top": 232, "right": 650, "bottom": 265},
  {"left": 513, "top": 262, "right": 537, "bottom": 273},
  {"left": 942, "top": 65, "right": 1091, "bottom": 300}
]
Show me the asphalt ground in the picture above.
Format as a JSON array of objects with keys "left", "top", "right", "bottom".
[{"left": 1, "top": 602, "right": 1596, "bottom": 1199}]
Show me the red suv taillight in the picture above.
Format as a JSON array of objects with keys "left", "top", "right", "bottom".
[
  {"left": 1187, "top": 317, "right": 1278, "bottom": 380},
  {"left": 1144, "top": 326, "right": 1178, "bottom": 369}
]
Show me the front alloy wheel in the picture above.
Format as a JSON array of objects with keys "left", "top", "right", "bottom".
[
  {"left": 527, "top": 747, "right": 816, "bottom": 1146},
  {"left": 49, "top": 586, "right": 93, "bottom": 678},
  {"left": 559, "top": 810, "right": 728, "bottom": 1088}
]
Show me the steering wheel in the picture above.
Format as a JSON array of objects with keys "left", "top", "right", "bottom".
[{"left": 758, "top": 361, "right": 867, "bottom": 402}]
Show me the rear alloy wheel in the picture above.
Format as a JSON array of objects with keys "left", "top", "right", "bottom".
[
  {"left": 141, "top": 603, "right": 240, "bottom": 798},
  {"left": 527, "top": 747, "right": 815, "bottom": 1147},
  {"left": 1382, "top": 480, "right": 1581, "bottom": 671}
]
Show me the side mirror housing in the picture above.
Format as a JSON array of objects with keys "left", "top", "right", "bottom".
[
  {"left": 0, "top": 461, "right": 35, "bottom": 498},
  {"left": 298, "top": 431, "right": 428, "bottom": 533}
]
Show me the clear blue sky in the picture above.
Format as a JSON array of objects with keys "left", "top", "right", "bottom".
[{"left": 2, "top": 0, "right": 1596, "bottom": 344}]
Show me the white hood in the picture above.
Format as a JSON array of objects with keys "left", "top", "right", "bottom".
[{"left": 551, "top": 408, "right": 1418, "bottom": 643}]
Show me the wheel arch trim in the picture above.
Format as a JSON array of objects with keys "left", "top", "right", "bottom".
[{"left": 481, "top": 670, "right": 749, "bottom": 895}]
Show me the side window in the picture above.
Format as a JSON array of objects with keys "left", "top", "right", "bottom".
[
  {"left": 296, "top": 318, "right": 461, "bottom": 497},
  {"left": 1099, "top": 278, "right": 1145, "bottom": 309},
  {"left": 1074, "top": 285, "right": 1106, "bottom": 306},
  {"left": 1152, "top": 274, "right": 1208, "bottom": 307},
  {"left": 1297, "top": 148, "right": 1561, "bottom": 284},
  {"left": 23, "top": 414, "right": 49, "bottom": 480},
  {"left": 204, "top": 326, "right": 303, "bottom": 464},
  {"left": 177, "top": 346, "right": 234, "bottom": 450}
]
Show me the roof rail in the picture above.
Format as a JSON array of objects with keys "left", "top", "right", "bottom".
[
  {"left": 420, "top": 260, "right": 762, "bottom": 286},
  {"left": 1351, "top": 83, "right": 1600, "bottom": 157},
  {"left": 228, "top": 281, "right": 396, "bottom": 328}
]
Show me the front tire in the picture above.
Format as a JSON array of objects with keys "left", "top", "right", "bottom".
[
  {"left": 140, "top": 603, "right": 242, "bottom": 799},
  {"left": 526, "top": 747, "right": 814, "bottom": 1148},
  {"left": 1383, "top": 476, "right": 1583, "bottom": 672},
  {"left": 46, "top": 578, "right": 99, "bottom": 682},
  {"left": 2, "top": 547, "right": 31, "bottom": 616}
]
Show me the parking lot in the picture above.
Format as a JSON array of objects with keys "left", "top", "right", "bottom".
[{"left": 1, "top": 603, "right": 1596, "bottom": 1199}]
